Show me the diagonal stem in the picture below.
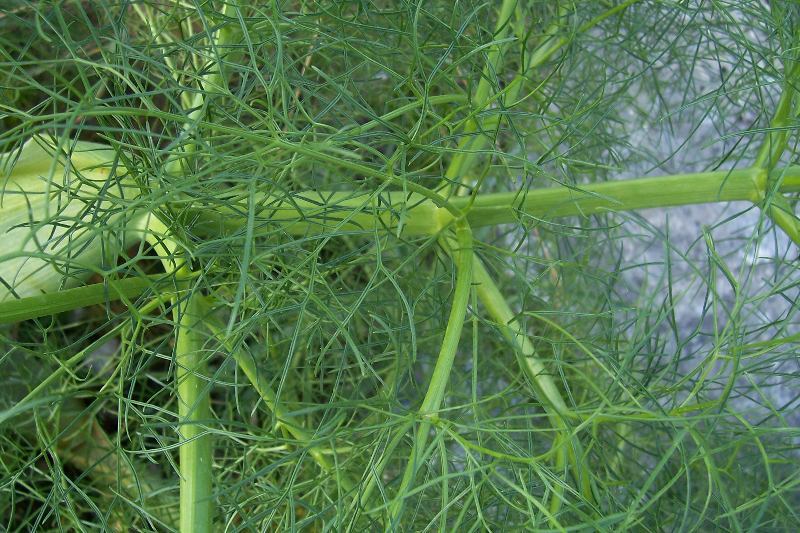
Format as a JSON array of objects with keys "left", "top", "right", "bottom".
[
  {"left": 470, "top": 255, "right": 594, "bottom": 509},
  {"left": 387, "top": 222, "right": 473, "bottom": 525},
  {"left": 752, "top": 33, "right": 800, "bottom": 245}
]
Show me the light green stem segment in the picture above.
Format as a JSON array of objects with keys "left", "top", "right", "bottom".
[
  {"left": 158, "top": 4, "right": 239, "bottom": 523},
  {"left": 388, "top": 223, "right": 473, "bottom": 524},
  {"left": 174, "top": 283, "right": 213, "bottom": 533},
  {"left": 227, "top": 341, "right": 335, "bottom": 473},
  {"left": 461, "top": 167, "right": 775, "bottom": 226},
  {"left": 754, "top": 61, "right": 799, "bottom": 169},
  {"left": 194, "top": 166, "right": 800, "bottom": 239},
  {"left": 753, "top": 50, "right": 800, "bottom": 245},
  {"left": 471, "top": 257, "right": 567, "bottom": 414},
  {"left": 6, "top": 166, "right": 795, "bottom": 323},
  {"left": 471, "top": 254, "right": 594, "bottom": 507},
  {"left": 199, "top": 308, "right": 358, "bottom": 492},
  {"left": 144, "top": 215, "right": 214, "bottom": 533},
  {"left": 166, "top": 1, "right": 238, "bottom": 175},
  {"left": 0, "top": 274, "right": 181, "bottom": 325},
  {"left": 765, "top": 194, "right": 800, "bottom": 245}
]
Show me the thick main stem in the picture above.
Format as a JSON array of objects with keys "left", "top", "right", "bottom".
[
  {"left": 6, "top": 167, "right": 797, "bottom": 324},
  {"left": 161, "top": 7, "right": 239, "bottom": 525},
  {"left": 145, "top": 215, "right": 214, "bottom": 532},
  {"left": 174, "top": 283, "right": 213, "bottom": 533},
  {"left": 192, "top": 166, "right": 800, "bottom": 239}
]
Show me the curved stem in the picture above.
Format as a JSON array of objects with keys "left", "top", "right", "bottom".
[
  {"left": 153, "top": 4, "right": 241, "bottom": 524},
  {"left": 754, "top": 61, "right": 799, "bottom": 170},
  {"left": 199, "top": 306, "right": 358, "bottom": 492},
  {"left": 387, "top": 223, "right": 473, "bottom": 525},
  {"left": 751, "top": 40, "right": 800, "bottom": 245},
  {"left": 765, "top": 194, "right": 800, "bottom": 246}
]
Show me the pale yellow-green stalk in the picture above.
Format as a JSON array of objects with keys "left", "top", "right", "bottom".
[{"left": 0, "top": 136, "right": 138, "bottom": 300}]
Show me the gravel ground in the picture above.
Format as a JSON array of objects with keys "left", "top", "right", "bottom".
[{"left": 614, "top": 87, "right": 799, "bottom": 414}]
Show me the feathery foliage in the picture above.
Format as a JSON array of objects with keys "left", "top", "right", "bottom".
[{"left": 1, "top": 1, "right": 799, "bottom": 530}]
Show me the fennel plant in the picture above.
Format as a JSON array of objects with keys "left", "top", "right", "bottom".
[{"left": 1, "top": 0, "right": 799, "bottom": 531}]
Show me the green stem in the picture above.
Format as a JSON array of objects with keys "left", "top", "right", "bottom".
[
  {"left": 199, "top": 307, "right": 357, "bottom": 491},
  {"left": 191, "top": 166, "right": 800, "bottom": 239},
  {"left": 502, "top": 3, "right": 571, "bottom": 106},
  {"left": 146, "top": 13, "right": 239, "bottom": 520},
  {"left": 145, "top": 215, "right": 214, "bottom": 532},
  {"left": 336, "top": 94, "right": 468, "bottom": 139},
  {"left": 269, "top": 138, "right": 465, "bottom": 217},
  {"left": 6, "top": 166, "right": 798, "bottom": 324},
  {"left": 234, "top": 354, "right": 342, "bottom": 481},
  {"left": 518, "top": 0, "right": 643, "bottom": 82},
  {"left": 471, "top": 257, "right": 567, "bottom": 414},
  {"left": 174, "top": 281, "right": 213, "bottom": 533},
  {"left": 166, "top": 1, "right": 238, "bottom": 175},
  {"left": 443, "top": 1, "right": 642, "bottom": 186},
  {"left": 148, "top": 6, "right": 238, "bottom": 522},
  {"left": 387, "top": 223, "right": 473, "bottom": 525},
  {"left": 460, "top": 167, "right": 772, "bottom": 225},
  {"left": 0, "top": 274, "right": 184, "bottom": 325},
  {"left": 752, "top": 47, "right": 800, "bottom": 245},
  {"left": 444, "top": 0, "right": 518, "bottom": 184},
  {"left": 765, "top": 194, "right": 800, "bottom": 245},
  {"left": 471, "top": 255, "right": 594, "bottom": 507},
  {"left": 754, "top": 61, "right": 799, "bottom": 169}
]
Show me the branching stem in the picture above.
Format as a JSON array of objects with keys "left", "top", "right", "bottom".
[{"left": 191, "top": 166, "right": 800, "bottom": 240}]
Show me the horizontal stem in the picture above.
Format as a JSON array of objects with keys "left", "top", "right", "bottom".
[
  {"left": 190, "top": 189, "right": 448, "bottom": 238},
  {"left": 459, "top": 167, "right": 772, "bottom": 226},
  {"left": 0, "top": 273, "right": 188, "bottom": 324},
  {"left": 190, "top": 166, "right": 800, "bottom": 238}
]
